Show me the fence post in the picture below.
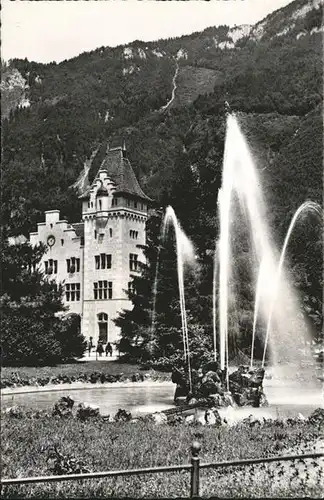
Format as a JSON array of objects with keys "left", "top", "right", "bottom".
[{"left": 190, "top": 441, "right": 201, "bottom": 497}]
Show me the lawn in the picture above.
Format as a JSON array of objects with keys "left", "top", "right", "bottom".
[
  {"left": 1, "top": 413, "right": 322, "bottom": 498},
  {"left": 1, "top": 361, "right": 170, "bottom": 388}
]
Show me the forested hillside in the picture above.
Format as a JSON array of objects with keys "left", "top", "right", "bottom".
[
  {"left": 2, "top": 0, "right": 323, "bottom": 361},
  {"left": 2, "top": 0, "right": 322, "bottom": 240}
]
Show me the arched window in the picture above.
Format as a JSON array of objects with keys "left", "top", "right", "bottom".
[{"left": 97, "top": 312, "right": 108, "bottom": 344}]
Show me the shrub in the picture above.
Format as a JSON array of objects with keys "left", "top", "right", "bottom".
[
  {"left": 0, "top": 238, "right": 86, "bottom": 366},
  {"left": 1, "top": 313, "right": 63, "bottom": 366}
]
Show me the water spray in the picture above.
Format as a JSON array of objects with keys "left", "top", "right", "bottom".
[
  {"left": 212, "top": 239, "right": 219, "bottom": 362},
  {"left": 262, "top": 201, "right": 323, "bottom": 367},
  {"left": 250, "top": 257, "right": 265, "bottom": 369},
  {"left": 161, "top": 206, "right": 195, "bottom": 393},
  {"left": 218, "top": 113, "right": 316, "bottom": 379}
]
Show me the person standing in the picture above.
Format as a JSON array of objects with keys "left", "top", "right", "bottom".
[
  {"left": 105, "top": 342, "right": 113, "bottom": 357},
  {"left": 88, "top": 337, "right": 93, "bottom": 356},
  {"left": 96, "top": 343, "right": 104, "bottom": 358}
]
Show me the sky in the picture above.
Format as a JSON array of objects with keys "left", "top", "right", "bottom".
[{"left": 2, "top": 0, "right": 294, "bottom": 64}]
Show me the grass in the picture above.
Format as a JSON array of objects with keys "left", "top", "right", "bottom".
[
  {"left": 174, "top": 66, "right": 222, "bottom": 107},
  {"left": 1, "top": 361, "right": 171, "bottom": 387},
  {"left": 1, "top": 414, "right": 323, "bottom": 498}
]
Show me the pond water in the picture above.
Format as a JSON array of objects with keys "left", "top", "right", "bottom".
[
  {"left": 218, "top": 382, "right": 323, "bottom": 424},
  {"left": 1, "top": 384, "right": 175, "bottom": 417},
  {"left": 1, "top": 378, "right": 323, "bottom": 420}
]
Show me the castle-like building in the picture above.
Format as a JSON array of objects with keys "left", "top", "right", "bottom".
[{"left": 29, "top": 145, "right": 151, "bottom": 347}]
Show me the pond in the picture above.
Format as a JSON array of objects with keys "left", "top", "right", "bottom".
[
  {"left": 1, "top": 378, "right": 323, "bottom": 420},
  {"left": 1, "top": 383, "right": 175, "bottom": 417}
]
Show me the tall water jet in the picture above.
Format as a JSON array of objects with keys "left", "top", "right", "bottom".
[
  {"left": 218, "top": 163, "right": 234, "bottom": 374},
  {"left": 219, "top": 113, "right": 315, "bottom": 374},
  {"left": 162, "top": 206, "right": 196, "bottom": 392},
  {"left": 212, "top": 240, "right": 219, "bottom": 362},
  {"left": 262, "top": 201, "right": 323, "bottom": 367},
  {"left": 250, "top": 257, "right": 265, "bottom": 369},
  {"left": 151, "top": 240, "right": 162, "bottom": 337}
]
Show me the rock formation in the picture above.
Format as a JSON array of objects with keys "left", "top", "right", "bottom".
[
  {"left": 52, "top": 396, "right": 74, "bottom": 417},
  {"left": 229, "top": 366, "right": 268, "bottom": 407},
  {"left": 114, "top": 408, "right": 132, "bottom": 422},
  {"left": 171, "top": 362, "right": 267, "bottom": 408},
  {"left": 76, "top": 402, "right": 100, "bottom": 420}
]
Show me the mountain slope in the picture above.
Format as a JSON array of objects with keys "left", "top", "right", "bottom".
[{"left": 1, "top": 0, "right": 322, "bottom": 242}]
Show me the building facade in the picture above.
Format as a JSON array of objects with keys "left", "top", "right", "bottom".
[{"left": 29, "top": 145, "right": 151, "bottom": 347}]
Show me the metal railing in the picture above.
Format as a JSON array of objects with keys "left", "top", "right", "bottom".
[{"left": 1, "top": 443, "right": 323, "bottom": 497}]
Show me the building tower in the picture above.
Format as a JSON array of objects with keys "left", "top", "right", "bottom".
[
  {"left": 80, "top": 144, "right": 151, "bottom": 346},
  {"left": 29, "top": 144, "right": 151, "bottom": 348}
]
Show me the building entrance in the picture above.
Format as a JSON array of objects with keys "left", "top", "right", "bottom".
[{"left": 98, "top": 313, "right": 108, "bottom": 343}]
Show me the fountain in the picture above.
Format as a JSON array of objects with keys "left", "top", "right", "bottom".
[
  {"left": 212, "top": 240, "right": 219, "bottom": 363},
  {"left": 250, "top": 257, "right": 266, "bottom": 369},
  {"left": 217, "top": 113, "right": 322, "bottom": 374},
  {"left": 166, "top": 112, "right": 322, "bottom": 409},
  {"left": 2, "top": 115, "right": 322, "bottom": 422},
  {"left": 155, "top": 206, "right": 196, "bottom": 394},
  {"left": 262, "top": 201, "right": 322, "bottom": 367}
]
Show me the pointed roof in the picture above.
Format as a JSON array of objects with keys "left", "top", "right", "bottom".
[{"left": 79, "top": 145, "right": 151, "bottom": 202}]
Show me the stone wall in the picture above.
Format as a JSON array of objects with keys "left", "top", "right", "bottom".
[
  {"left": 29, "top": 191, "right": 148, "bottom": 345},
  {"left": 30, "top": 210, "right": 83, "bottom": 317}
]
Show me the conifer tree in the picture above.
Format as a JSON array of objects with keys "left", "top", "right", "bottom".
[{"left": 1, "top": 229, "right": 86, "bottom": 366}]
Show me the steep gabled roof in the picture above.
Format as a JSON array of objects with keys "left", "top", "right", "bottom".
[{"left": 79, "top": 145, "right": 151, "bottom": 202}]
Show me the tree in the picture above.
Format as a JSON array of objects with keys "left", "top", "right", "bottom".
[
  {"left": 114, "top": 211, "right": 168, "bottom": 361},
  {"left": 115, "top": 209, "right": 216, "bottom": 368},
  {"left": 0, "top": 232, "right": 86, "bottom": 366}
]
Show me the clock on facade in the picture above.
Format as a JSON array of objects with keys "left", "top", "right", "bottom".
[{"left": 47, "top": 235, "right": 56, "bottom": 247}]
